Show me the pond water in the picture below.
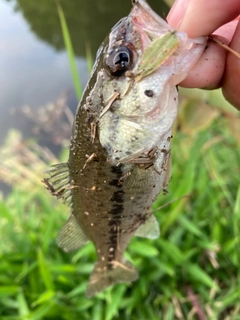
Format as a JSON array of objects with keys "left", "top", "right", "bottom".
[{"left": 0, "top": 0, "right": 169, "bottom": 147}]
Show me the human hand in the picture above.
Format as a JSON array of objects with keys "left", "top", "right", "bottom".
[{"left": 167, "top": 0, "right": 240, "bottom": 110}]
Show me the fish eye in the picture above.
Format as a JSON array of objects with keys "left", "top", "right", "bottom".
[
  {"left": 113, "top": 50, "right": 130, "bottom": 69},
  {"left": 106, "top": 46, "right": 133, "bottom": 76}
]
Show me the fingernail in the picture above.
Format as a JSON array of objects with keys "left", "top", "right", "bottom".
[{"left": 167, "top": 0, "right": 189, "bottom": 28}]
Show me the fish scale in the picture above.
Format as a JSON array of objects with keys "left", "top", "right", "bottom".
[{"left": 43, "top": 0, "right": 207, "bottom": 297}]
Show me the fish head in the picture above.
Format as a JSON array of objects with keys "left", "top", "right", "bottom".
[
  {"left": 102, "top": 0, "right": 174, "bottom": 77},
  {"left": 95, "top": 0, "right": 207, "bottom": 163}
]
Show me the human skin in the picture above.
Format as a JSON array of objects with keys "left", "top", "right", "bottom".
[{"left": 167, "top": 0, "right": 240, "bottom": 110}]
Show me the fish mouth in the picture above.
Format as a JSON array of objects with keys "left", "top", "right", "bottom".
[
  {"left": 130, "top": 0, "right": 172, "bottom": 47},
  {"left": 131, "top": 0, "right": 166, "bottom": 25}
]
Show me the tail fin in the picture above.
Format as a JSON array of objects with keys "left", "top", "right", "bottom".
[{"left": 86, "top": 260, "right": 138, "bottom": 298}]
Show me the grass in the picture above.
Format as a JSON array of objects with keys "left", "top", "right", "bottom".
[
  {"left": 55, "top": 0, "right": 82, "bottom": 100},
  {"left": 0, "top": 97, "right": 240, "bottom": 319}
]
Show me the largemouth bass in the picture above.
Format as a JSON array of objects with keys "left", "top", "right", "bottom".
[{"left": 44, "top": 0, "right": 207, "bottom": 297}]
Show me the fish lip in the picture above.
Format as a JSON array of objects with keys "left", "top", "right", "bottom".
[
  {"left": 130, "top": 0, "right": 172, "bottom": 44},
  {"left": 131, "top": 0, "right": 170, "bottom": 28}
]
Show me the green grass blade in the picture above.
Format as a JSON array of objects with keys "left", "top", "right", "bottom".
[
  {"left": 187, "top": 264, "right": 218, "bottom": 290},
  {"left": 37, "top": 249, "right": 55, "bottom": 291},
  {"left": 86, "top": 42, "right": 93, "bottom": 74},
  {"left": 105, "top": 286, "right": 126, "bottom": 320},
  {"left": 92, "top": 301, "right": 103, "bottom": 320},
  {"left": 131, "top": 240, "right": 159, "bottom": 257},
  {"left": 56, "top": 0, "right": 82, "bottom": 99},
  {"left": 31, "top": 290, "right": 55, "bottom": 308},
  {"left": 29, "top": 304, "right": 53, "bottom": 320},
  {"left": 233, "top": 184, "right": 240, "bottom": 280},
  {"left": 17, "top": 289, "right": 29, "bottom": 317}
]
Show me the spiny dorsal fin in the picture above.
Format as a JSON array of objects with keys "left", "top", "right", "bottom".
[
  {"left": 43, "top": 163, "right": 72, "bottom": 206},
  {"left": 134, "top": 214, "right": 160, "bottom": 239},
  {"left": 57, "top": 214, "right": 89, "bottom": 252}
]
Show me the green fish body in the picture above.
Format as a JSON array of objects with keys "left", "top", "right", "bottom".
[{"left": 44, "top": 0, "right": 207, "bottom": 297}]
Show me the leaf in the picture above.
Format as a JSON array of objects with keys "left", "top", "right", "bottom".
[
  {"left": 105, "top": 286, "right": 126, "bottom": 320},
  {"left": 37, "top": 249, "right": 54, "bottom": 291},
  {"left": 220, "top": 288, "right": 240, "bottom": 308},
  {"left": 17, "top": 289, "right": 29, "bottom": 317},
  {"left": 67, "top": 283, "right": 86, "bottom": 298},
  {"left": 131, "top": 241, "right": 159, "bottom": 257},
  {"left": 136, "top": 31, "right": 179, "bottom": 81},
  {"left": 158, "top": 239, "right": 184, "bottom": 264},
  {"left": 31, "top": 290, "right": 55, "bottom": 308},
  {"left": 178, "top": 215, "right": 203, "bottom": 237},
  {"left": 92, "top": 301, "right": 103, "bottom": 320},
  {"left": 29, "top": 303, "right": 53, "bottom": 320},
  {"left": 187, "top": 264, "right": 218, "bottom": 289}
]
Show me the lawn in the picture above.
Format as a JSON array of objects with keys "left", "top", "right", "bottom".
[{"left": 0, "top": 87, "right": 239, "bottom": 319}]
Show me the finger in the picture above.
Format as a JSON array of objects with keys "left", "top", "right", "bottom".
[
  {"left": 213, "top": 19, "right": 239, "bottom": 44},
  {"left": 222, "top": 19, "right": 240, "bottom": 110},
  {"left": 179, "top": 21, "right": 238, "bottom": 89},
  {"left": 179, "top": 41, "right": 226, "bottom": 89},
  {"left": 167, "top": 0, "right": 240, "bottom": 38}
]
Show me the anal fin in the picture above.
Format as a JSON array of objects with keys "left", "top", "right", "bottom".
[
  {"left": 57, "top": 214, "right": 89, "bottom": 252},
  {"left": 134, "top": 214, "right": 160, "bottom": 239}
]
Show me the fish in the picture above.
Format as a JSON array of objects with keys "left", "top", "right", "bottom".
[{"left": 43, "top": 0, "right": 207, "bottom": 298}]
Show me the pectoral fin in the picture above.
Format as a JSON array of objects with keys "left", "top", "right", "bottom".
[
  {"left": 57, "top": 214, "right": 89, "bottom": 252},
  {"left": 134, "top": 214, "right": 160, "bottom": 239}
]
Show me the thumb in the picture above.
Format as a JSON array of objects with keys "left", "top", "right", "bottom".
[{"left": 167, "top": 0, "right": 240, "bottom": 38}]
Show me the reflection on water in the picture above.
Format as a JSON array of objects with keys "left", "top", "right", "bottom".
[
  {"left": 8, "top": 0, "right": 169, "bottom": 57},
  {"left": 1, "top": 0, "right": 169, "bottom": 146}
]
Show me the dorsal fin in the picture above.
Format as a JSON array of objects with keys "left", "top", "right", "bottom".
[
  {"left": 57, "top": 214, "right": 89, "bottom": 252},
  {"left": 43, "top": 163, "right": 72, "bottom": 207},
  {"left": 135, "top": 214, "right": 160, "bottom": 239}
]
